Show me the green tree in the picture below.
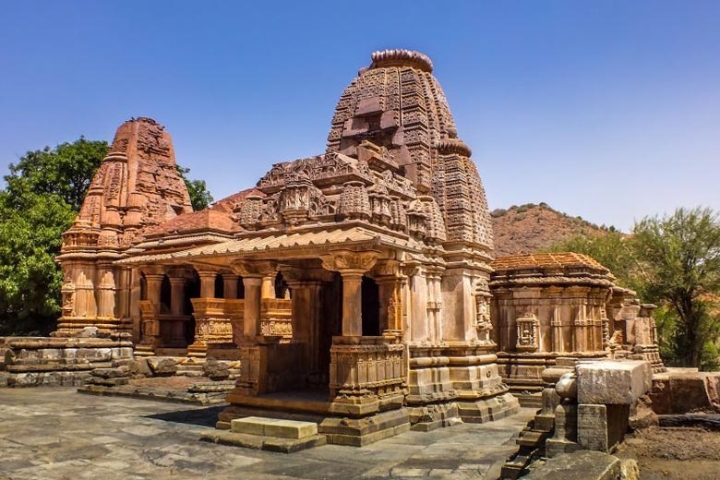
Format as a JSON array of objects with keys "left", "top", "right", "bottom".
[
  {"left": 176, "top": 165, "right": 213, "bottom": 210},
  {"left": 633, "top": 207, "right": 720, "bottom": 368},
  {"left": 3, "top": 137, "right": 108, "bottom": 211},
  {"left": 0, "top": 194, "right": 76, "bottom": 335}
]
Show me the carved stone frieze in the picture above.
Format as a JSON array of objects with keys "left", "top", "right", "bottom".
[{"left": 320, "top": 250, "right": 381, "bottom": 274}]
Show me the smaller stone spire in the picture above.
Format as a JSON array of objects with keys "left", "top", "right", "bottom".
[{"left": 62, "top": 117, "right": 192, "bottom": 256}]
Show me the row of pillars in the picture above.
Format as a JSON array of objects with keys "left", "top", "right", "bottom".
[
  {"left": 141, "top": 269, "right": 284, "bottom": 315},
  {"left": 141, "top": 249, "right": 405, "bottom": 347}
]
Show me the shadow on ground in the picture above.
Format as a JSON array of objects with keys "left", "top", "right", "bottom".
[{"left": 145, "top": 405, "right": 225, "bottom": 427}]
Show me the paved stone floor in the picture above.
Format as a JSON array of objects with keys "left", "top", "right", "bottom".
[{"left": 0, "top": 388, "right": 535, "bottom": 480}]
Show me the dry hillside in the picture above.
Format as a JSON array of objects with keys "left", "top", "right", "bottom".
[{"left": 491, "top": 203, "right": 606, "bottom": 257}]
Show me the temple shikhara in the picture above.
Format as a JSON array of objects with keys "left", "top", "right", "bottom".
[{"left": 48, "top": 49, "right": 665, "bottom": 446}]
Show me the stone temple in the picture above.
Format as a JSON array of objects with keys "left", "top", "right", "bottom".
[{"left": 50, "top": 49, "right": 664, "bottom": 445}]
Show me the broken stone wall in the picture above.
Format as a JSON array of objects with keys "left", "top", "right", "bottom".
[{"left": 0, "top": 334, "right": 133, "bottom": 387}]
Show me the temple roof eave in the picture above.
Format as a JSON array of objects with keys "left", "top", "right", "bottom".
[{"left": 115, "top": 226, "right": 424, "bottom": 268}]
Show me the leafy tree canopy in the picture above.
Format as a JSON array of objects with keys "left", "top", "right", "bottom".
[
  {"left": 176, "top": 165, "right": 213, "bottom": 210},
  {"left": 633, "top": 207, "right": 720, "bottom": 368},
  {"left": 3, "top": 137, "right": 108, "bottom": 212}
]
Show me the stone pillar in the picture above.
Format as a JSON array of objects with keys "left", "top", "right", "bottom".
[
  {"left": 409, "top": 266, "right": 429, "bottom": 342},
  {"left": 232, "top": 261, "right": 277, "bottom": 342},
  {"left": 165, "top": 275, "right": 188, "bottom": 348},
  {"left": 97, "top": 265, "right": 116, "bottom": 320},
  {"left": 574, "top": 305, "right": 588, "bottom": 353},
  {"left": 116, "top": 266, "right": 132, "bottom": 323},
  {"left": 138, "top": 272, "right": 164, "bottom": 352},
  {"left": 400, "top": 265, "right": 415, "bottom": 341},
  {"left": 198, "top": 270, "right": 217, "bottom": 299},
  {"left": 168, "top": 277, "right": 185, "bottom": 316},
  {"left": 261, "top": 275, "right": 275, "bottom": 299},
  {"left": 188, "top": 269, "right": 219, "bottom": 357},
  {"left": 341, "top": 272, "right": 364, "bottom": 336},
  {"left": 427, "top": 267, "right": 444, "bottom": 342},
  {"left": 375, "top": 260, "right": 405, "bottom": 338},
  {"left": 243, "top": 277, "right": 263, "bottom": 338},
  {"left": 223, "top": 273, "right": 242, "bottom": 344},
  {"left": 223, "top": 273, "right": 239, "bottom": 300},
  {"left": 320, "top": 250, "right": 380, "bottom": 338},
  {"left": 552, "top": 307, "right": 564, "bottom": 353},
  {"left": 145, "top": 274, "right": 164, "bottom": 310}
]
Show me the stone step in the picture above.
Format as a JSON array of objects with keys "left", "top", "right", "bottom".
[
  {"left": 231, "top": 416, "right": 318, "bottom": 439},
  {"left": 201, "top": 429, "right": 327, "bottom": 453}
]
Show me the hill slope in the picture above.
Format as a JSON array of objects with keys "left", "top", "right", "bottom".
[{"left": 491, "top": 203, "right": 606, "bottom": 257}]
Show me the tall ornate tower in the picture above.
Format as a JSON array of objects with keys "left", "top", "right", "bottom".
[
  {"left": 327, "top": 49, "right": 493, "bottom": 255},
  {"left": 323, "top": 50, "right": 515, "bottom": 427},
  {"left": 56, "top": 117, "right": 192, "bottom": 336}
]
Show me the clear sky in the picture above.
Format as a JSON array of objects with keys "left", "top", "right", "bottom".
[{"left": 1, "top": 1, "right": 718, "bottom": 232}]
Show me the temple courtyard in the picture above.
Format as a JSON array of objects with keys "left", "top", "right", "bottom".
[{"left": 0, "top": 387, "right": 535, "bottom": 480}]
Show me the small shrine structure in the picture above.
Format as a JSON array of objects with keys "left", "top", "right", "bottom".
[{"left": 490, "top": 253, "right": 665, "bottom": 406}]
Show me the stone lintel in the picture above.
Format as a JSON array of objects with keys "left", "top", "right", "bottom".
[{"left": 576, "top": 360, "right": 652, "bottom": 405}]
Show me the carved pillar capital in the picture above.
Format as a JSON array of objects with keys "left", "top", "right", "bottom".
[
  {"left": 143, "top": 272, "right": 166, "bottom": 282},
  {"left": 166, "top": 266, "right": 194, "bottom": 280},
  {"left": 142, "top": 265, "right": 167, "bottom": 278},
  {"left": 232, "top": 260, "right": 278, "bottom": 278},
  {"left": 195, "top": 268, "right": 220, "bottom": 280},
  {"left": 280, "top": 266, "right": 335, "bottom": 286},
  {"left": 167, "top": 276, "right": 186, "bottom": 287},
  {"left": 425, "top": 264, "right": 445, "bottom": 278},
  {"left": 372, "top": 259, "right": 402, "bottom": 278},
  {"left": 320, "top": 249, "right": 381, "bottom": 276}
]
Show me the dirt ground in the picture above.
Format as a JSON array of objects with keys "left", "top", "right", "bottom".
[{"left": 616, "top": 426, "right": 720, "bottom": 480}]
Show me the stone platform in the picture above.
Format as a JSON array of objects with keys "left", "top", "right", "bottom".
[{"left": 0, "top": 387, "right": 536, "bottom": 479}]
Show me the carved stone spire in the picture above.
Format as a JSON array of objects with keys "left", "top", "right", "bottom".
[
  {"left": 326, "top": 49, "right": 493, "bottom": 252},
  {"left": 56, "top": 117, "right": 193, "bottom": 336},
  {"left": 61, "top": 117, "right": 193, "bottom": 255}
]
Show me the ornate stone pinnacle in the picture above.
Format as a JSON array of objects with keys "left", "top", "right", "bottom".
[
  {"left": 437, "top": 138, "right": 473, "bottom": 157},
  {"left": 370, "top": 49, "right": 433, "bottom": 73}
]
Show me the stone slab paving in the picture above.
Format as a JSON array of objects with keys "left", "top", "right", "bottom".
[{"left": 0, "top": 388, "right": 535, "bottom": 480}]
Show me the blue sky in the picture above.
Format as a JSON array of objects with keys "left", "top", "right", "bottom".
[{"left": 1, "top": 1, "right": 718, "bottom": 231}]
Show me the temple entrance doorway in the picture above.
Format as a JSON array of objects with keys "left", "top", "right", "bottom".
[
  {"left": 183, "top": 270, "right": 200, "bottom": 346},
  {"left": 318, "top": 272, "right": 342, "bottom": 386},
  {"left": 160, "top": 275, "right": 171, "bottom": 313}
]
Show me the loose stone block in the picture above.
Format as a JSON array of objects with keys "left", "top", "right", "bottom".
[
  {"left": 146, "top": 357, "right": 178, "bottom": 376},
  {"left": 576, "top": 360, "right": 652, "bottom": 405},
  {"left": 524, "top": 450, "right": 621, "bottom": 480}
]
